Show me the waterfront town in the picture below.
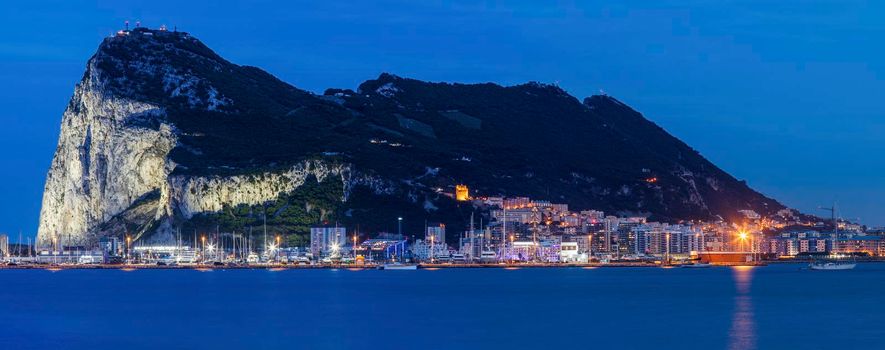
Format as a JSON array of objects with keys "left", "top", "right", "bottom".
[{"left": 1, "top": 185, "right": 883, "bottom": 269}]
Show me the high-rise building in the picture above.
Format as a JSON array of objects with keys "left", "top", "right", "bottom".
[
  {"left": 310, "top": 226, "right": 347, "bottom": 257},
  {"left": 98, "top": 237, "right": 121, "bottom": 256},
  {"left": 426, "top": 223, "right": 446, "bottom": 244},
  {"left": 0, "top": 233, "right": 8, "bottom": 257}
]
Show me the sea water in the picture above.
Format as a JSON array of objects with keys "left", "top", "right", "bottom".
[{"left": 1, "top": 263, "right": 883, "bottom": 350}]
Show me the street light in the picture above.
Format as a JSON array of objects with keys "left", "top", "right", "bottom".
[
  {"left": 353, "top": 234, "right": 358, "bottom": 259},
  {"left": 397, "top": 217, "right": 403, "bottom": 237},
  {"left": 275, "top": 235, "right": 281, "bottom": 263},
  {"left": 509, "top": 234, "right": 515, "bottom": 263}
]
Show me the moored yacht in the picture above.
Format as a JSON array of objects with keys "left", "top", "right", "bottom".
[
  {"left": 809, "top": 260, "right": 856, "bottom": 270},
  {"left": 681, "top": 262, "right": 713, "bottom": 268},
  {"left": 480, "top": 250, "right": 497, "bottom": 263},
  {"left": 379, "top": 262, "right": 418, "bottom": 270}
]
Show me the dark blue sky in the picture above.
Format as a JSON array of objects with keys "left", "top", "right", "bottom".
[{"left": 1, "top": 1, "right": 883, "bottom": 239}]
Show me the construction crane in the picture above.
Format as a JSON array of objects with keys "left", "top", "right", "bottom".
[
  {"left": 819, "top": 202, "right": 839, "bottom": 249},
  {"left": 818, "top": 203, "right": 837, "bottom": 224}
]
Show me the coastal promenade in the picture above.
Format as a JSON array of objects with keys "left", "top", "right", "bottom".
[{"left": 0, "top": 261, "right": 775, "bottom": 270}]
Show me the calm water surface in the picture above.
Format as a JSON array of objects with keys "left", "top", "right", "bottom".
[{"left": 1, "top": 264, "right": 883, "bottom": 350}]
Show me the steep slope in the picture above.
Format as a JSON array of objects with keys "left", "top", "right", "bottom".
[
  {"left": 331, "top": 75, "right": 782, "bottom": 221},
  {"left": 37, "top": 28, "right": 358, "bottom": 246},
  {"left": 37, "top": 28, "right": 783, "bottom": 246}
]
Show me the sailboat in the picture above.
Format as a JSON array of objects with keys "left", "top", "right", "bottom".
[
  {"left": 809, "top": 259, "right": 856, "bottom": 270},
  {"left": 810, "top": 204, "right": 857, "bottom": 271},
  {"left": 810, "top": 252, "right": 856, "bottom": 270}
]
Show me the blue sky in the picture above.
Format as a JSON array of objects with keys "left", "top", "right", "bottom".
[{"left": 1, "top": 1, "right": 883, "bottom": 239}]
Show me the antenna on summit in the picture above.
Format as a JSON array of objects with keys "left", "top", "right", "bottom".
[
  {"left": 125, "top": 20, "right": 129, "bottom": 31},
  {"left": 135, "top": 21, "right": 141, "bottom": 28}
]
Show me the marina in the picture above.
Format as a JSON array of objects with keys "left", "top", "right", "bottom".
[{"left": 0, "top": 259, "right": 855, "bottom": 270}]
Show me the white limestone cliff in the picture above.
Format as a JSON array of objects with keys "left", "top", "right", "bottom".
[
  {"left": 36, "top": 57, "right": 177, "bottom": 247},
  {"left": 164, "top": 161, "right": 351, "bottom": 220},
  {"left": 35, "top": 31, "right": 360, "bottom": 247},
  {"left": 36, "top": 78, "right": 356, "bottom": 245},
  {"left": 36, "top": 75, "right": 356, "bottom": 245}
]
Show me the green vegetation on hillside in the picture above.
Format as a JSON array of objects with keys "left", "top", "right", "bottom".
[{"left": 182, "top": 175, "right": 344, "bottom": 246}]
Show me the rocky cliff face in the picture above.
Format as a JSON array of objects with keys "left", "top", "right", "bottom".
[
  {"left": 37, "top": 65, "right": 176, "bottom": 247},
  {"left": 37, "top": 28, "right": 785, "bottom": 246},
  {"left": 36, "top": 28, "right": 359, "bottom": 246}
]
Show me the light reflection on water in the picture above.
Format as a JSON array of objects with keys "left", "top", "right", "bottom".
[
  {"left": 3, "top": 264, "right": 884, "bottom": 349},
  {"left": 729, "top": 266, "right": 756, "bottom": 350}
]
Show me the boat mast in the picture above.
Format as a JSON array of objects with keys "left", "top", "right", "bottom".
[
  {"left": 263, "top": 208, "right": 267, "bottom": 257},
  {"left": 479, "top": 217, "right": 484, "bottom": 256},
  {"left": 501, "top": 206, "right": 506, "bottom": 262},
  {"left": 469, "top": 211, "right": 474, "bottom": 262}
]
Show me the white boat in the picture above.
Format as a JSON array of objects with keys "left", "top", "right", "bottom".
[
  {"left": 809, "top": 205, "right": 856, "bottom": 271},
  {"left": 809, "top": 261, "right": 856, "bottom": 270},
  {"left": 681, "top": 262, "right": 713, "bottom": 268},
  {"left": 379, "top": 263, "right": 418, "bottom": 270},
  {"left": 175, "top": 250, "right": 198, "bottom": 264},
  {"left": 480, "top": 251, "right": 497, "bottom": 263},
  {"left": 77, "top": 255, "right": 101, "bottom": 265}
]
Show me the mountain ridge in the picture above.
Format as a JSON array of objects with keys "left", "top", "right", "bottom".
[{"left": 36, "top": 27, "right": 785, "bottom": 246}]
